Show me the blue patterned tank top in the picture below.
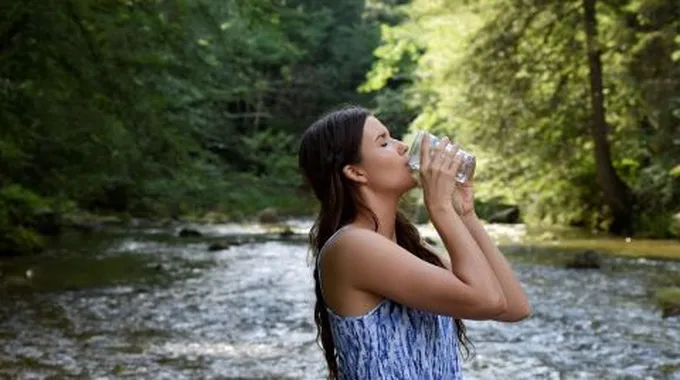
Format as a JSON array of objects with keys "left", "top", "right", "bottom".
[{"left": 316, "top": 227, "right": 464, "bottom": 380}]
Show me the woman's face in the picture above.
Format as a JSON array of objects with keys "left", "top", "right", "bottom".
[{"left": 352, "top": 116, "right": 416, "bottom": 194}]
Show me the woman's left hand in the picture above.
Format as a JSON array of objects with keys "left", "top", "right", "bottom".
[{"left": 452, "top": 179, "right": 476, "bottom": 217}]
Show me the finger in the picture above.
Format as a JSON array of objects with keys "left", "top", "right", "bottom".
[
  {"left": 446, "top": 144, "right": 461, "bottom": 172},
  {"left": 420, "top": 132, "right": 430, "bottom": 171},
  {"left": 430, "top": 137, "right": 450, "bottom": 172},
  {"left": 449, "top": 150, "right": 465, "bottom": 177},
  {"left": 441, "top": 151, "right": 457, "bottom": 180}
]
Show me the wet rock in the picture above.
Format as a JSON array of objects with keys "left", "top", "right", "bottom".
[
  {"left": 662, "top": 305, "right": 680, "bottom": 319},
  {"left": 151, "top": 264, "right": 164, "bottom": 272},
  {"left": 279, "top": 226, "right": 295, "bottom": 238},
  {"left": 486, "top": 206, "right": 521, "bottom": 224},
  {"left": 64, "top": 220, "right": 100, "bottom": 234},
  {"left": 656, "top": 287, "right": 680, "bottom": 319},
  {"left": 0, "top": 270, "right": 34, "bottom": 291},
  {"left": 0, "top": 276, "right": 32, "bottom": 290},
  {"left": 62, "top": 214, "right": 129, "bottom": 234},
  {"left": 262, "top": 224, "right": 296, "bottom": 239},
  {"left": 208, "top": 242, "right": 231, "bottom": 251},
  {"left": 565, "top": 250, "right": 601, "bottom": 269},
  {"left": 257, "top": 207, "right": 279, "bottom": 224},
  {"left": 32, "top": 210, "right": 62, "bottom": 236},
  {"left": 178, "top": 228, "right": 202, "bottom": 238}
]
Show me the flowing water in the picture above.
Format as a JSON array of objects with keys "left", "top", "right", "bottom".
[{"left": 0, "top": 221, "right": 679, "bottom": 379}]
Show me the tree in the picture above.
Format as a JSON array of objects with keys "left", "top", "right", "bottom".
[
  {"left": 363, "top": 0, "right": 680, "bottom": 236},
  {"left": 583, "top": 0, "right": 634, "bottom": 233}
]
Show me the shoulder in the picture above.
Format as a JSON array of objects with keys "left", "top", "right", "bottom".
[
  {"left": 320, "top": 227, "right": 446, "bottom": 286},
  {"left": 322, "top": 227, "right": 393, "bottom": 264},
  {"left": 319, "top": 227, "right": 401, "bottom": 277}
]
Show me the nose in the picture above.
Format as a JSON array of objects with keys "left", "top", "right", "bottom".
[{"left": 393, "top": 138, "right": 408, "bottom": 155}]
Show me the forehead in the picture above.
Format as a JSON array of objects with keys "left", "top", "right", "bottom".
[{"left": 363, "top": 116, "right": 389, "bottom": 138}]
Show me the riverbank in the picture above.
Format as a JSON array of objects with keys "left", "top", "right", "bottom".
[
  {"left": 415, "top": 222, "right": 680, "bottom": 262},
  {"left": 0, "top": 178, "right": 318, "bottom": 257},
  {"left": 36, "top": 210, "right": 680, "bottom": 263}
]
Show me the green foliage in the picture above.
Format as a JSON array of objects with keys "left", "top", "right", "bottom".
[
  {"left": 0, "top": 185, "right": 48, "bottom": 256},
  {"left": 364, "top": 0, "right": 680, "bottom": 237},
  {"left": 671, "top": 165, "right": 680, "bottom": 177},
  {"left": 240, "top": 130, "right": 300, "bottom": 179},
  {"left": 2, "top": 0, "right": 677, "bottom": 249},
  {"left": 0, "top": 0, "right": 398, "bottom": 248}
]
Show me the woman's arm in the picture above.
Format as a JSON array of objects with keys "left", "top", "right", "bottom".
[
  {"left": 461, "top": 212, "right": 531, "bottom": 322},
  {"left": 427, "top": 203, "right": 508, "bottom": 315},
  {"left": 324, "top": 133, "right": 506, "bottom": 320},
  {"left": 322, "top": 224, "right": 508, "bottom": 320}
]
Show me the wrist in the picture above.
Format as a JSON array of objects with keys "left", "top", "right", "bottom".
[
  {"left": 460, "top": 210, "right": 479, "bottom": 222},
  {"left": 426, "top": 202, "right": 454, "bottom": 215}
]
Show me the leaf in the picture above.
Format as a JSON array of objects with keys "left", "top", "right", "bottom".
[{"left": 670, "top": 165, "right": 680, "bottom": 177}]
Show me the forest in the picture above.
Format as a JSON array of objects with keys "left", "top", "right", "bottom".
[{"left": 1, "top": 0, "right": 679, "bottom": 256}]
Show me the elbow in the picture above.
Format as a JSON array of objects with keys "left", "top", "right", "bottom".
[
  {"left": 484, "top": 292, "right": 508, "bottom": 316},
  {"left": 516, "top": 302, "right": 533, "bottom": 320},
  {"left": 496, "top": 301, "right": 532, "bottom": 322}
]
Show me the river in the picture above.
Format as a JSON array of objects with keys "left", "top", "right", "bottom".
[{"left": 0, "top": 221, "right": 679, "bottom": 379}]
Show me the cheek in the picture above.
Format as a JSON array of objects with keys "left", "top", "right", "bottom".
[
  {"left": 362, "top": 150, "right": 405, "bottom": 182},
  {"left": 374, "top": 154, "right": 399, "bottom": 173}
]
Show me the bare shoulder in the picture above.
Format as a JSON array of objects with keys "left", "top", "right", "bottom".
[
  {"left": 321, "top": 227, "right": 395, "bottom": 271},
  {"left": 321, "top": 226, "right": 503, "bottom": 319},
  {"left": 320, "top": 227, "right": 416, "bottom": 287},
  {"left": 322, "top": 228, "right": 446, "bottom": 279}
]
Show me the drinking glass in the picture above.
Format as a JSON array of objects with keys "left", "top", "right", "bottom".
[{"left": 407, "top": 130, "right": 476, "bottom": 184}]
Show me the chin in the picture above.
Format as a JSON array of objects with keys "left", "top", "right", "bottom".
[{"left": 400, "top": 175, "right": 419, "bottom": 193}]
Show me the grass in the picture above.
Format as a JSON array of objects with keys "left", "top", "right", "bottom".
[
  {"left": 655, "top": 287, "right": 680, "bottom": 318},
  {"left": 520, "top": 237, "right": 680, "bottom": 261}
]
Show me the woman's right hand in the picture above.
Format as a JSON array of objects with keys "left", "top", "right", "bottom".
[{"left": 418, "top": 134, "right": 464, "bottom": 212}]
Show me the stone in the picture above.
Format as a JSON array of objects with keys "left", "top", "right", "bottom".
[
  {"left": 486, "top": 206, "right": 521, "bottom": 224},
  {"left": 257, "top": 207, "right": 279, "bottom": 224},
  {"left": 656, "top": 287, "right": 680, "bottom": 319},
  {"left": 565, "top": 250, "right": 601, "bottom": 269},
  {"left": 208, "top": 242, "right": 231, "bottom": 251},
  {"left": 279, "top": 226, "right": 295, "bottom": 238},
  {"left": 178, "top": 228, "right": 202, "bottom": 238}
]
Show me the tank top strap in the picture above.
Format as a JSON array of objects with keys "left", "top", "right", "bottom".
[{"left": 315, "top": 225, "right": 354, "bottom": 297}]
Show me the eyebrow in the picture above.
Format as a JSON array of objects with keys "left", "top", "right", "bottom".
[{"left": 374, "top": 131, "right": 389, "bottom": 141}]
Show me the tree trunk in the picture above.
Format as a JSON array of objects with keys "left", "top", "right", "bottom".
[{"left": 582, "top": 0, "right": 634, "bottom": 235}]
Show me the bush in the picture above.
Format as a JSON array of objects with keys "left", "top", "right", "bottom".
[{"left": 0, "top": 185, "right": 49, "bottom": 256}]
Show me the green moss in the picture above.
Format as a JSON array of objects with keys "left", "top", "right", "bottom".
[
  {"left": 520, "top": 237, "right": 680, "bottom": 261},
  {"left": 655, "top": 287, "right": 680, "bottom": 318},
  {"left": 656, "top": 287, "right": 680, "bottom": 306}
]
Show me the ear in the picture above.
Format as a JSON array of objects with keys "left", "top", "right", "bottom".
[{"left": 342, "top": 164, "right": 367, "bottom": 184}]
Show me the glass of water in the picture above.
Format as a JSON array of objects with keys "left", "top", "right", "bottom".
[{"left": 407, "top": 130, "right": 476, "bottom": 184}]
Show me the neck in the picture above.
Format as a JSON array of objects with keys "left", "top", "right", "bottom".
[{"left": 352, "top": 189, "right": 400, "bottom": 242}]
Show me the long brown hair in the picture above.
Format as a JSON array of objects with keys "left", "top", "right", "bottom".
[{"left": 298, "top": 105, "right": 472, "bottom": 379}]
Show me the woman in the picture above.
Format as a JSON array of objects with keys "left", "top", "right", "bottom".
[{"left": 298, "top": 106, "right": 531, "bottom": 380}]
